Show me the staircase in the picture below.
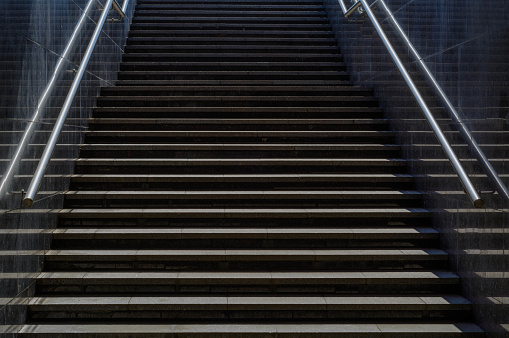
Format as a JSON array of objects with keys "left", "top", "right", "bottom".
[{"left": 19, "top": 0, "right": 485, "bottom": 336}]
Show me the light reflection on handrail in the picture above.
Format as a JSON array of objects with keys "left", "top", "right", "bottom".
[
  {"left": 336, "top": 0, "right": 485, "bottom": 208},
  {"left": 122, "top": 0, "right": 130, "bottom": 16}
]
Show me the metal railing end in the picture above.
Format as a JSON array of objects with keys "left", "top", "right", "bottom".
[
  {"left": 473, "top": 198, "right": 484, "bottom": 209},
  {"left": 22, "top": 197, "right": 34, "bottom": 208}
]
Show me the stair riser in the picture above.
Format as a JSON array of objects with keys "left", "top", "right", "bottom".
[
  {"left": 126, "top": 38, "right": 335, "bottom": 46},
  {"left": 99, "top": 89, "right": 370, "bottom": 97},
  {"left": 127, "top": 32, "right": 335, "bottom": 39},
  {"left": 132, "top": 16, "right": 328, "bottom": 21},
  {"left": 87, "top": 123, "right": 385, "bottom": 132},
  {"left": 117, "top": 72, "right": 348, "bottom": 81},
  {"left": 129, "top": 25, "right": 333, "bottom": 32},
  {"left": 58, "top": 217, "right": 429, "bottom": 229},
  {"left": 78, "top": 149, "right": 400, "bottom": 159},
  {"left": 122, "top": 56, "right": 343, "bottom": 64},
  {"left": 134, "top": 12, "right": 327, "bottom": 18},
  {"left": 136, "top": 0, "right": 325, "bottom": 3},
  {"left": 62, "top": 198, "right": 421, "bottom": 209},
  {"left": 124, "top": 46, "right": 341, "bottom": 53},
  {"left": 119, "top": 65, "right": 347, "bottom": 73},
  {"left": 36, "top": 282, "right": 459, "bottom": 295},
  {"left": 91, "top": 110, "right": 382, "bottom": 119},
  {"left": 95, "top": 99, "right": 374, "bottom": 108},
  {"left": 43, "top": 258, "right": 446, "bottom": 272},
  {"left": 50, "top": 236, "right": 438, "bottom": 250},
  {"left": 73, "top": 164, "right": 409, "bottom": 175}
]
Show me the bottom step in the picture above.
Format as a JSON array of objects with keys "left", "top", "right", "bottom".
[{"left": 15, "top": 323, "right": 485, "bottom": 337}]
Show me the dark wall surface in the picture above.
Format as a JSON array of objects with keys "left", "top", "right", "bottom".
[
  {"left": 323, "top": 0, "right": 509, "bottom": 336},
  {"left": 0, "top": 0, "right": 135, "bottom": 331}
]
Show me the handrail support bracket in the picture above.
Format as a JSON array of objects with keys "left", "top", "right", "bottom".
[
  {"left": 112, "top": 0, "right": 125, "bottom": 18},
  {"left": 345, "top": 1, "right": 362, "bottom": 18}
]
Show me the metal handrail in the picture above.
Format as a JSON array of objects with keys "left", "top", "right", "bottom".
[
  {"left": 0, "top": 0, "right": 97, "bottom": 199},
  {"left": 21, "top": 0, "right": 130, "bottom": 207},
  {"left": 337, "top": 0, "right": 485, "bottom": 208},
  {"left": 376, "top": 0, "right": 509, "bottom": 202}
]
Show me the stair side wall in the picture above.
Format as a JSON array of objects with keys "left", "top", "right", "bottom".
[
  {"left": 322, "top": 0, "right": 509, "bottom": 337},
  {"left": 0, "top": 0, "right": 136, "bottom": 329}
]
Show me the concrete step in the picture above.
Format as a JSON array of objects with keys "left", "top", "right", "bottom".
[
  {"left": 62, "top": 189, "right": 421, "bottom": 208},
  {"left": 127, "top": 30, "right": 335, "bottom": 38},
  {"left": 135, "top": 4, "right": 326, "bottom": 9},
  {"left": 72, "top": 158, "right": 409, "bottom": 174},
  {"left": 50, "top": 227, "right": 436, "bottom": 240},
  {"left": 69, "top": 173, "right": 415, "bottom": 183},
  {"left": 131, "top": 17, "right": 329, "bottom": 24},
  {"left": 96, "top": 95, "right": 375, "bottom": 108},
  {"left": 83, "top": 130, "right": 394, "bottom": 143},
  {"left": 126, "top": 36, "right": 336, "bottom": 45},
  {"left": 137, "top": 0, "right": 324, "bottom": 3},
  {"left": 78, "top": 143, "right": 400, "bottom": 159},
  {"left": 100, "top": 85, "right": 369, "bottom": 96},
  {"left": 116, "top": 70, "right": 351, "bottom": 82},
  {"left": 124, "top": 44, "right": 341, "bottom": 53},
  {"left": 15, "top": 323, "right": 486, "bottom": 337},
  {"left": 68, "top": 173, "right": 417, "bottom": 191},
  {"left": 43, "top": 248, "right": 446, "bottom": 271},
  {"left": 35, "top": 270, "right": 458, "bottom": 294},
  {"left": 92, "top": 106, "right": 383, "bottom": 119},
  {"left": 80, "top": 130, "right": 394, "bottom": 141},
  {"left": 27, "top": 295, "right": 472, "bottom": 321},
  {"left": 133, "top": 8, "right": 327, "bottom": 16},
  {"left": 86, "top": 118, "right": 387, "bottom": 131},
  {"left": 64, "top": 190, "right": 421, "bottom": 200},
  {"left": 129, "top": 22, "right": 333, "bottom": 31},
  {"left": 113, "top": 79, "right": 353, "bottom": 86},
  {"left": 122, "top": 53, "right": 342, "bottom": 63},
  {"left": 118, "top": 62, "right": 347, "bottom": 72},
  {"left": 49, "top": 227, "right": 438, "bottom": 250},
  {"left": 56, "top": 207, "right": 429, "bottom": 219}
]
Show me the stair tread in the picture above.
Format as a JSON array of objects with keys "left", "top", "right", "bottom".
[
  {"left": 64, "top": 190, "right": 422, "bottom": 199},
  {"left": 36, "top": 270, "right": 457, "bottom": 283},
  {"left": 93, "top": 107, "right": 382, "bottom": 113},
  {"left": 28, "top": 295, "right": 471, "bottom": 310},
  {"left": 45, "top": 248, "right": 443, "bottom": 258},
  {"left": 16, "top": 323, "right": 485, "bottom": 335},
  {"left": 74, "top": 158, "right": 407, "bottom": 166},
  {"left": 118, "top": 70, "right": 346, "bottom": 74},
  {"left": 99, "top": 96, "right": 372, "bottom": 101},
  {"left": 85, "top": 131, "right": 390, "bottom": 135},
  {"left": 57, "top": 208, "right": 429, "bottom": 218},
  {"left": 114, "top": 80, "right": 354, "bottom": 85},
  {"left": 51, "top": 227, "right": 437, "bottom": 237},
  {"left": 80, "top": 144, "right": 398, "bottom": 150},
  {"left": 70, "top": 173, "right": 415, "bottom": 182},
  {"left": 122, "top": 53, "right": 340, "bottom": 57},
  {"left": 102, "top": 85, "right": 362, "bottom": 90},
  {"left": 87, "top": 118, "right": 386, "bottom": 124}
]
